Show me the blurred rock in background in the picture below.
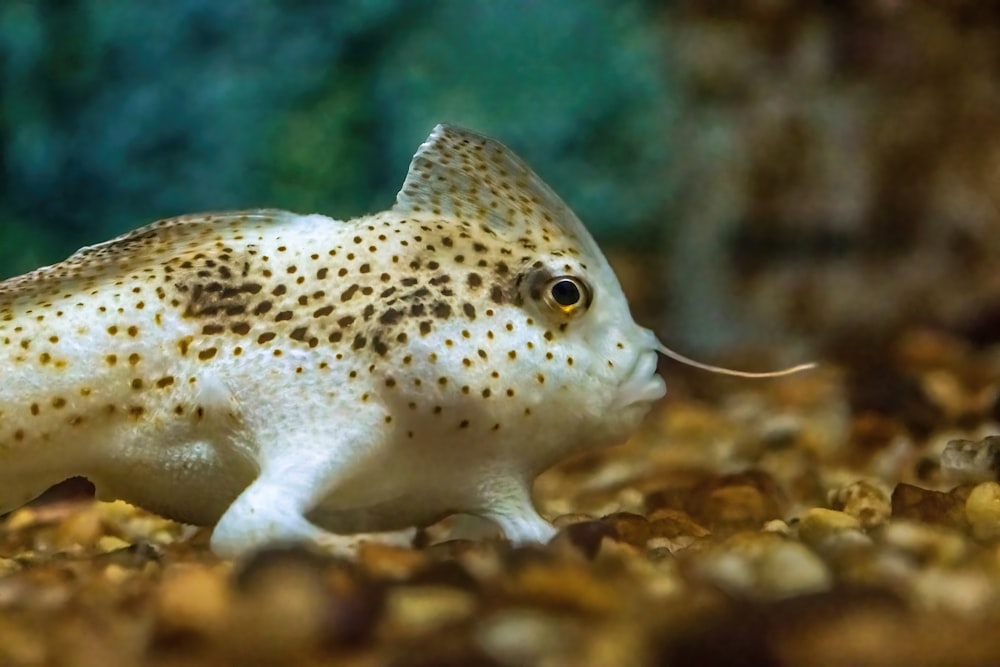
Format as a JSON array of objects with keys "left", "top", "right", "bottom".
[
  {"left": 662, "top": 1, "right": 1000, "bottom": 355},
  {"left": 2, "top": 1, "right": 999, "bottom": 357}
]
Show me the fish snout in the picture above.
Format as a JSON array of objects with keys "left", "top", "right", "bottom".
[{"left": 612, "top": 349, "right": 666, "bottom": 410}]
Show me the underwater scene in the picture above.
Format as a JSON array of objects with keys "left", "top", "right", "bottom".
[{"left": 1, "top": 3, "right": 999, "bottom": 665}]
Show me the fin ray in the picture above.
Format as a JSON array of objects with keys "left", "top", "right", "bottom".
[{"left": 393, "top": 124, "right": 601, "bottom": 256}]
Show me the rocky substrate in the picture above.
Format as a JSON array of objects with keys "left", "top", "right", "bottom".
[{"left": 2, "top": 329, "right": 1000, "bottom": 666}]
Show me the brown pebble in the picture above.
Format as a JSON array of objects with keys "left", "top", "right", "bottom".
[
  {"left": 891, "top": 482, "right": 968, "bottom": 528},
  {"left": 52, "top": 504, "right": 106, "bottom": 550},
  {"left": 226, "top": 545, "right": 335, "bottom": 658},
  {"left": 661, "top": 589, "right": 906, "bottom": 667},
  {"left": 323, "top": 560, "right": 386, "bottom": 648},
  {"left": 233, "top": 544, "right": 332, "bottom": 591},
  {"left": 407, "top": 559, "right": 481, "bottom": 592},
  {"left": 600, "top": 512, "right": 650, "bottom": 547},
  {"left": 358, "top": 542, "right": 429, "bottom": 579},
  {"left": 561, "top": 520, "right": 619, "bottom": 559},
  {"left": 503, "top": 560, "right": 620, "bottom": 615},
  {"left": 797, "top": 508, "right": 862, "bottom": 547},
  {"left": 154, "top": 565, "right": 230, "bottom": 640},
  {"left": 324, "top": 582, "right": 386, "bottom": 648},
  {"left": 382, "top": 585, "right": 478, "bottom": 636},
  {"left": 965, "top": 482, "right": 1000, "bottom": 540},
  {"left": 503, "top": 544, "right": 558, "bottom": 570},
  {"left": 696, "top": 484, "right": 781, "bottom": 532},
  {"left": 644, "top": 469, "right": 715, "bottom": 513},
  {"left": 846, "top": 412, "right": 904, "bottom": 465},
  {"left": 648, "top": 509, "right": 711, "bottom": 539},
  {"left": 686, "top": 471, "right": 786, "bottom": 533}
]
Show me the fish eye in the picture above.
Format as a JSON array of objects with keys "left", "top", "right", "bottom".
[{"left": 543, "top": 276, "right": 591, "bottom": 316}]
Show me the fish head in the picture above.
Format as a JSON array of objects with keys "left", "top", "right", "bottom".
[{"left": 391, "top": 125, "right": 665, "bottom": 458}]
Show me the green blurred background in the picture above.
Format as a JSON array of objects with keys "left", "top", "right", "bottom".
[{"left": 2, "top": 1, "right": 999, "bottom": 354}]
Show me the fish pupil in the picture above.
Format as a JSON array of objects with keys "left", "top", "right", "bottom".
[{"left": 551, "top": 279, "right": 581, "bottom": 306}]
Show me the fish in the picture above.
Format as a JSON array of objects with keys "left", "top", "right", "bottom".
[{"left": 0, "top": 125, "right": 811, "bottom": 556}]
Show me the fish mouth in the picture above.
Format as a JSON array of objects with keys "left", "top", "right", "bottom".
[{"left": 612, "top": 349, "right": 666, "bottom": 409}]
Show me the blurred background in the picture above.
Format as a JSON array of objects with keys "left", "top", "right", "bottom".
[{"left": 2, "top": 0, "right": 999, "bottom": 359}]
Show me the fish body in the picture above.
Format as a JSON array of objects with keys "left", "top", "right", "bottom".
[{"left": 0, "top": 126, "right": 666, "bottom": 555}]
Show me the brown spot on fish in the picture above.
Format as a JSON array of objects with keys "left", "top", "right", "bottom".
[
  {"left": 380, "top": 308, "right": 403, "bottom": 325},
  {"left": 341, "top": 285, "right": 360, "bottom": 302}
]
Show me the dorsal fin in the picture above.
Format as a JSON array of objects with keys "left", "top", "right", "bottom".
[{"left": 393, "top": 125, "right": 601, "bottom": 254}]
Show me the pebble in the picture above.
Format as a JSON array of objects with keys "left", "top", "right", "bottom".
[
  {"left": 358, "top": 542, "right": 429, "bottom": 580},
  {"left": 913, "top": 567, "right": 996, "bottom": 614},
  {"left": 693, "top": 533, "right": 832, "bottom": 600},
  {"left": 761, "top": 519, "right": 791, "bottom": 535},
  {"left": 51, "top": 504, "right": 106, "bottom": 551},
  {"left": 226, "top": 548, "right": 333, "bottom": 658},
  {"left": 96, "top": 536, "right": 131, "bottom": 553},
  {"left": 408, "top": 559, "right": 480, "bottom": 592},
  {"left": 383, "top": 585, "right": 477, "bottom": 636},
  {"left": 754, "top": 541, "right": 833, "bottom": 599},
  {"left": 646, "top": 538, "right": 680, "bottom": 560},
  {"left": 879, "top": 520, "right": 968, "bottom": 566},
  {"left": 797, "top": 508, "right": 862, "bottom": 548},
  {"left": 423, "top": 539, "right": 484, "bottom": 561},
  {"left": 964, "top": 481, "right": 1000, "bottom": 540},
  {"left": 155, "top": 565, "right": 230, "bottom": 638},
  {"left": 829, "top": 480, "right": 891, "bottom": 529},
  {"left": 601, "top": 512, "right": 650, "bottom": 547},
  {"left": 476, "top": 609, "right": 581, "bottom": 666},
  {"left": 615, "top": 487, "right": 648, "bottom": 515},
  {"left": 837, "top": 547, "right": 913, "bottom": 590},
  {"left": 558, "top": 520, "right": 619, "bottom": 559},
  {"left": 503, "top": 560, "right": 620, "bottom": 615},
  {"left": 692, "top": 482, "right": 782, "bottom": 532},
  {"left": 3, "top": 507, "right": 41, "bottom": 532},
  {"left": 100, "top": 564, "right": 131, "bottom": 586},
  {"left": 891, "top": 482, "right": 968, "bottom": 528},
  {"left": 755, "top": 414, "right": 806, "bottom": 452},
  {"left": 648, "top": 509, "right": 711, "bottom": 539},
  {"left": 942, "top": 436, "right": 1000, "bottom": 483},
  {"left": 921, "top": 370, "right": 973, "bottom": 419},
  {"left": 846, "top": 412, "right": 904, "bottom": 463}
]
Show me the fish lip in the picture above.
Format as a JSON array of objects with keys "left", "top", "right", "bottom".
[{"left": 612, "top": 349, "right": 666, "bottom": 409}]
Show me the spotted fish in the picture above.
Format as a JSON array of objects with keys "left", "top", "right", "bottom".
[{"left": 0, "top": 125, "right": 811, "bottom": 556}]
